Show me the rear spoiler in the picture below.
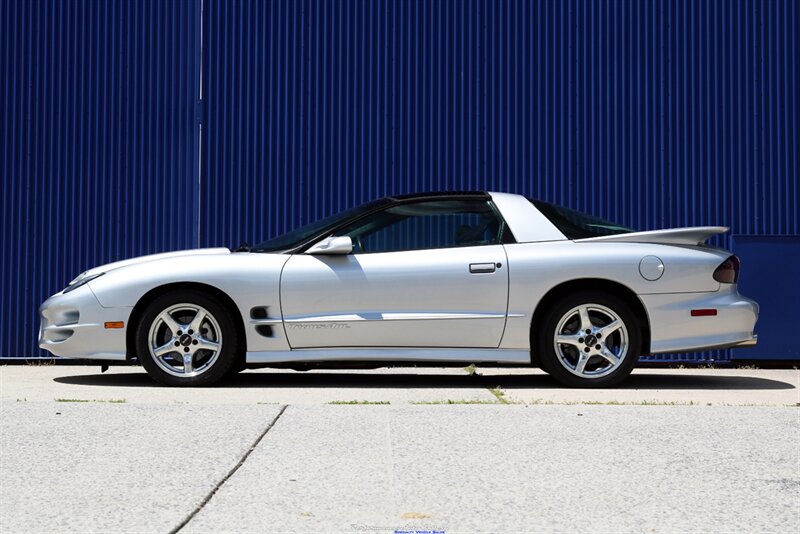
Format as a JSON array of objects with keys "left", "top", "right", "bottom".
[{"left": 576, "top": 226, "right": 729, "bottom": 246}]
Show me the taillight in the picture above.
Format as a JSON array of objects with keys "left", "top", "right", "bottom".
[{"left": 713, "top": 255, "right": 740, "bottom": 284}]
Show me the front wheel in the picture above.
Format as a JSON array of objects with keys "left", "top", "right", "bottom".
[
  {"left": 536, "top": 292, "right": 642, "bottom": 388},
  {"left": 135, "top": 290, "right": 239, "bottom": 386}
]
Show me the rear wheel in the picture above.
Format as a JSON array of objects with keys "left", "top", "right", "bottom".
[
  {"left": 536, "top": 292, "right": 641, "bottom": 387},
  {"left": 135, "top": 290, "right": 239, "bottom": 386}
]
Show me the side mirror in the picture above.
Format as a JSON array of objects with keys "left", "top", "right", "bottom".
[{"left": 305, "top": 235, "right": 353, "bottom": 255}]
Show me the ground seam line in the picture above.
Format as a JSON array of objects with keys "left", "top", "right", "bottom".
[{"left": 169, "top": 404, "right": 288, "bottom": 534}]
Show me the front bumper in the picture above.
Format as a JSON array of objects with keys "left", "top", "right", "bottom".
[
  {"left": 39, "top": 285, "right": 131, "bottom": 360},
  {"left": 641, "top": 285, "right": 758, "bottom": 354}
]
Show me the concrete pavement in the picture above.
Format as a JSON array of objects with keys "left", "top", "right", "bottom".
[
  {"left": 185, "top": 404, "right": 799, "bottom": 533},
  {"left": 0, "top": 401, "right": 283, "bottom": 533},
  {"left": 1, "top": 365, "right": 798, "bottom": 406},
  {"left": 1, "top": 365, "right": 798, "bottom": 533}
]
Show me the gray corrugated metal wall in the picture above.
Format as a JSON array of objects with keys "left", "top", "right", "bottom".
[{"left": 2, "top": 0, "right": 798, "bottom": 360}]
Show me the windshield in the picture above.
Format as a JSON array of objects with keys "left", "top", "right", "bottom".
[
  {"left": 531, "top": 200, "right": 634, "bottom": 239},
  {"left": 251, "top": 199, "right": 391, "bottom": 252}
]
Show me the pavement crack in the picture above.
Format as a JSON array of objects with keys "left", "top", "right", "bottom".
[{"left": 169, "top": 404, "right": 288, "bottom": 534}]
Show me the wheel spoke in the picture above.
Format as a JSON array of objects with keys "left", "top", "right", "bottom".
[
  {"left": 159, "top": 312, "right": 183, "bottom": 335},
  {"left": 189, "top": 309, "right": 207, "bottom": 333},
  {"left": 153, "top": 340, "right": 176, "bottom": 358},
  {"left": 182, "top": 354, "right": 194, "bottom": 374},
  {"left": 578, "top": 306, "right": 593, "bottom": 332},
  {"left": 575, "top": 352, "right": 590, "bottom": 374},
  {"left": 195, "top": 338, "right": 220, "bottom": 352},
  {"left": 149, "top": 302, "right": 224, "bottom": 379},
  {"left": 556, "top": 334, "right": 583, "bottom": 347},
  {"left": 553, "top": 302, "right": 629, "bottom": 379},
  {"left": 601, "top": 320, "right": 622, "bottom": 338},
  {"left": 600, "top": 346, "right": 620, "bottom": 367}
]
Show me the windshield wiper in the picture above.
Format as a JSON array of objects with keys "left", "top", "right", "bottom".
[{"left": 233, "top": 241, "right": 251, "bottom": 252}]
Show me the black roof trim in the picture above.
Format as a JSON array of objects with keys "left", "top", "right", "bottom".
[{"left": 388, "top": 190, "right": 490, "bottom": 202}]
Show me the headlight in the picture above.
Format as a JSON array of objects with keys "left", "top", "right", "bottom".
[{"left": 63, "top": 272, "right": 105, "bottom": 293}]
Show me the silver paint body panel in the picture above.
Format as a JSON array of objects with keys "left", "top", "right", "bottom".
[
  {"left": 280, "top": 245, "right": 508, "bottom": 348},
  {"left": 247, "top": 348, "right": 531, "bottom": 364},
  {"left": 578, "top": 226, "right": 729, "bottom": 246},
  {"left": 39, "top": 192, "right": 759, "bottom": 364}
]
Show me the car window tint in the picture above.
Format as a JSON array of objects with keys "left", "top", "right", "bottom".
[
  {"left": 252, "top": 198, "right": 391, "bottom": 252},
  {"left": 335, "top": 200, "right": 503, "bottom": 253},
  {"left": 530, "top": 199, "right": 634, "bottom": 239}
]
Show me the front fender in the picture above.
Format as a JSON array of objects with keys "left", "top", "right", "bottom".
[{"left": 87, "top": 252, "right": 292, "bottom": 352}]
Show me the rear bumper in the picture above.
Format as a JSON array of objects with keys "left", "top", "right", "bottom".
[
  {"left": 730, "top": 336, "right": 758, "bottom": 348},
  {"left": 641, "top": 286, "right": 759, "bottom": 354},
  {"left": 680, "top": 334, "right": 758, "bottom": 353},
  {"left": 39, "top": 286, "right": 131, "bottom": 361}
]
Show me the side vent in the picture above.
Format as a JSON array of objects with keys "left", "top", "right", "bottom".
[
  {"left": 250, "top": 306, "right": 279, "bottom": 337},
  {"left": 251, "top": 307, "right": 268, "bottom": 319},
  {"left": 255, "top": 325, "right": 274, "bottom": 337}
]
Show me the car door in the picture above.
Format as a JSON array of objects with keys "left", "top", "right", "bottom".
[{"left": 279, "top": 199, "right": 510, "bottom": 349}]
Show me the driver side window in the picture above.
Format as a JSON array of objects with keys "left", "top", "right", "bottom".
[{"left": 335, "top": 199, "right": 505, "bottom": 254}]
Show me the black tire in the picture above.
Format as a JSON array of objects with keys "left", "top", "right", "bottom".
[
  {"left": 135, "top": 289, "right": 240, "bottom": 387},
  {"left": 535, "top": 291, "right": 642, "bottom": 388}
]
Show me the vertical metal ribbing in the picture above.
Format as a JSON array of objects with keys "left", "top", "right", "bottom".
[
  {"left": 199, "top": 0, "right": 797, "bottom": 362},
  {"left": 0, "top": 1, "right": 797, "bottom": 361},
  {"left": 0, "top": 0, "right": 201, "bottom": 357}
]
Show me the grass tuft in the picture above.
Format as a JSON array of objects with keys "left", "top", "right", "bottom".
[
  {"left": 524, "top": 398, "right": 702, "bottom": 406},
  {"left": 488, "top": 386, "right": 511, "bottom": 404},
  {"left": 328, "top": 400, "right": 390, "bottom": 405},
  {"left": 55, "top": 398, "right": 126, "bottom": 404},
  {"left": 412, "top": 399, "right": 499, "bottom": 405},
  {"left": 26, "top": 359, "right": 57, "bottom": 366}
]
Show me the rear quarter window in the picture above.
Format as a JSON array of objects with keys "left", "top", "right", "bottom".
[{"left": 530, "top": 200, "right": 635, "bottom": 240}]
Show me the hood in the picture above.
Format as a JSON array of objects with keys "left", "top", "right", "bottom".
[
  {"left": 78, "top": 248, "right": 231, "bottom": 280},
  {"left": 576, "top": 226, "right": 729, "bottom": 246}
]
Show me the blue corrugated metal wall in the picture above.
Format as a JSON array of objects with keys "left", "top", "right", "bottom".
[
  {"left": 2, "top": 0, "right": 797, "bottom": 360},
  {"left": 201, "top": 0, "right": 798, "bottom": 244},
  {"left": 0, "top": 0, "right": 200, "bottom": 357},
  {"left": 200, "top": 0, "right": 798, "bottom": 361}
]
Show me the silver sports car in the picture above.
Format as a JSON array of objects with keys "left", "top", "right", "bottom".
[{"left": 39, "top": 192, "right": 758, "bottom": 387}]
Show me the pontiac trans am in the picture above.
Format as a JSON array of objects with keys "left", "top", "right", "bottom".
[{"left": 39, "top": 192, "right": 758, "bottom": 387}]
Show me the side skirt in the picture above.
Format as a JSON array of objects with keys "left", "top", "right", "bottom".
[{"left": 245, "top": 347, "right": 530, "bottom": 365}]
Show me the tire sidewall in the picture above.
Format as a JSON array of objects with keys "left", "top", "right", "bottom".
[
  {"left": 536, "top": 292, "right": 642, "bottom": 388},
  {"left": 135, "top": 290, "right": 239, "bottom": 387}
]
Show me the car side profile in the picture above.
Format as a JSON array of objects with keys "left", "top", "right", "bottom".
[{"left": 39, "top": 191, "right": 758, "bottom": 387}]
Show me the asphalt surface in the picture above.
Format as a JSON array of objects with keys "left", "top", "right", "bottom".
[{"left": 1, "top": 366, "right": 799, "bottom": 533}]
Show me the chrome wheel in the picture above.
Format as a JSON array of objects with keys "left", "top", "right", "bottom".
[
  {"left": 147, "top": 303, "right": 222, "bottom": 378},
  {"left": 552, "top": 303, "right": 629, "bottom": 379}
]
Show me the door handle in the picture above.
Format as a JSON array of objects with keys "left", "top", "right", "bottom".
[{"left": 469, "top": 262, "right": 496, "bottom": 274}]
